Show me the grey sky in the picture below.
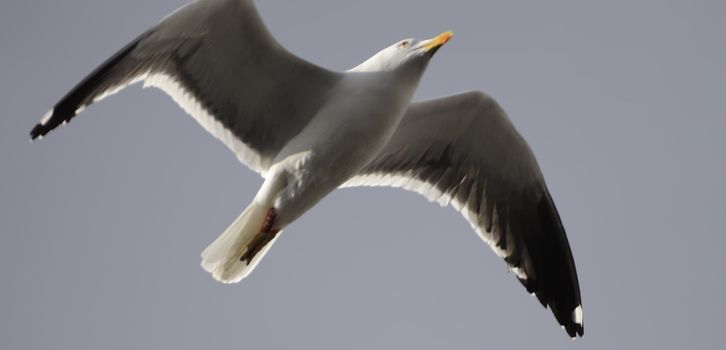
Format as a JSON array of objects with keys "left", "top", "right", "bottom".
[{"left": 1, "top": 0, "right": 725, "bottom": 349}]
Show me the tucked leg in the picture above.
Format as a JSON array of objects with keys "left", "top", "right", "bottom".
[{"left": 240, "top": 208, "right": 281, "bottom": 264}]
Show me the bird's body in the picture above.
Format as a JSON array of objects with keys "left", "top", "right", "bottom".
[
  {"left": 271, "top": 70, "right": 423, "bottom": 225},
  {"left": 204, "top": 67, "right": 425, "bottom": 278},
  {"left": 31, "top": 0, "right": 584, "bottom": 338}
]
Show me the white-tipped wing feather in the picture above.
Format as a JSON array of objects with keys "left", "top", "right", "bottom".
[
  {"left": 342, "top": 91, "right": 584, "bottom": 337},
  {"left": 30, "top": 0, "right": 341, "bottom": 175}
]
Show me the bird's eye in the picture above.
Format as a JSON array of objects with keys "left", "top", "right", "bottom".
[{"left": 399, "top": 41, "right": 410, "bottom": 48}]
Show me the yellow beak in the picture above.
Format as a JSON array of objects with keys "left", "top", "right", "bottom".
[{"left": 422, "top": 31, "right": 454, "bottom": 52}]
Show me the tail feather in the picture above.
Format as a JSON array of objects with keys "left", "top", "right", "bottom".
[{"left": 201, "top": 202, "right": 281, "bottom": 284}]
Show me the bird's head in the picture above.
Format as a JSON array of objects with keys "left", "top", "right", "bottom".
[{"left": 350, "top": 31, "right": 454, "bottom": 73}]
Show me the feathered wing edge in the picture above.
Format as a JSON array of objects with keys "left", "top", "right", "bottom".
[
  {"left": 30, "top": 32, "right": 151, "bottom": 141},
  {"left": 343, "top": 172, "right": 584, "bottom": 337},
  {"left": 28, "top": 28, "right": 272, "bottom": 175},
  {"left": 342, "top": 91, "right": 583, "bottom": 337},
  {"left": 342, "top": 172, "right": 583, "bottom": 337},
  {"left": 29, "top": 0, "right": 342, "bottom": 175}
]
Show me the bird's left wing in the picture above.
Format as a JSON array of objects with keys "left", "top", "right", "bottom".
[
  {"left": 342, "top": 91, "right": 584, "bottom": 337},
  {"left": 30, "top": 0, "right": 341, "bottom": 175}
]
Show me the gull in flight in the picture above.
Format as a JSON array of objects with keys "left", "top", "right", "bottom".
[{"left": 30, "top": 0, "right": 583, "bottom": 337}]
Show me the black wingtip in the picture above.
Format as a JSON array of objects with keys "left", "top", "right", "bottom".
[
  {"left": 28, "top": 31, "right": 147, "bottom": 143},
  {"left": 564, "top": 319, "right": 584, "bottom": 338},
  {"left": 565, "top": 320, "right": 585, "bottom": 338},
  {"left": 507, "top": 188, "right": 584, "bottom": 339},
  {"left": 569, "top": 304, "right": 585, "bottom": 338},
  {"left": 30, "top": 108, "right": 60, "bottom": 141},
  {"left": 30, "top": 123, "right": 46, "bottom": 141},
  {"left": 531, "top": 287, "right": 584, "bottom": 338},
  {"left": 550, "top": 298, "right": 585, "bottom": 338}
]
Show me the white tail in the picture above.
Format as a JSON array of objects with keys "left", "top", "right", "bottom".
[{"left": 201, "top": 202, "right": 283, "bottom": 284}]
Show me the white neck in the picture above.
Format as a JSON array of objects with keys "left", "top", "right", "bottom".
[
  {"left": 348, "top": 57, "right": 386, "bottom": 72},
  {"left": 348, "top": 48, "right": 405, "bottom": 72}
]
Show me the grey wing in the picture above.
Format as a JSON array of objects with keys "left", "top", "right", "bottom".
[
  {"left": 342, "top": 91, "right": 584, "bottom": 337},
  {"left": 30, "top": 0, "right": 341, "bottom": 174}
]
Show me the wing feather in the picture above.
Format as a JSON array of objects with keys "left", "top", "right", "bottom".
[
  {"left": 342, "top": 91, "right": 584, "bottom": 337},
  {"left": 30, "top": 0, "right": 341, "bottom": 174}
]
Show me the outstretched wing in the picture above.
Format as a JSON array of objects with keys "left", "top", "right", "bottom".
[
  {"left": 342, "top": 91, "right": 584, "bottom": 337},
  {"left": 30, "top": 0, "right": 341, "bottom": 174}
]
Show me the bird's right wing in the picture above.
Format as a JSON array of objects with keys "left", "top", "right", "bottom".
[
  {"left": 343, "top": 91, "right": 583, "bottom": 337},
  {"left": 30, "top": 0, "right": 341, "bottom": 175}
]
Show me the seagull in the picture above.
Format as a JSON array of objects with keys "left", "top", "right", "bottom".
[{"left": 30, "top": 0, "right": 583, "bottom": 338}]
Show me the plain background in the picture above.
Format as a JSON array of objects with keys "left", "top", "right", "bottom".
[{"left": 1, "top": 0, "right": 724, "bottom": 349}]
